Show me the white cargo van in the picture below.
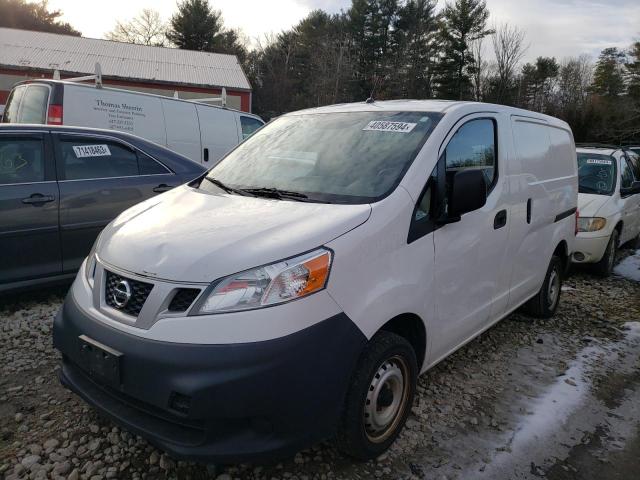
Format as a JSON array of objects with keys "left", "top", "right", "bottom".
[
  {"left": 53, "top": 100, "right": 578, "bottom": 463},
  {"left": 1, "top": 79, "right": 264, "bottom": 165}
]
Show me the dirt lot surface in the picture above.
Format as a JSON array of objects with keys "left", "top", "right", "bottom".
[{"left": 1, "top": 250, "right": 639, "bottom": 480}]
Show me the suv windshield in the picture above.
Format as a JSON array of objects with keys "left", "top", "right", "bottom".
[
  {"left": 577, "top": 153, "right": 617, "bottom": 195},
  {"left": 202, "top": 111, "right": 443, "bottom": 204}
]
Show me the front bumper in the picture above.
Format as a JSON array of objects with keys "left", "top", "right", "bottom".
[
  {"left": 572, "top": 232, "right": 611, "bottom": 264},
  {"left": 53, "top": 293, "right": 367, "bottom": 463}
]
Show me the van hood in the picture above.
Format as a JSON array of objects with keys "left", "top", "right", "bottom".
[
  {"left": 97, "top": 186, "right": 371, "bottom": 283},
  {"left": 578, "top": 193, "right": 610, "bottom": 217}
]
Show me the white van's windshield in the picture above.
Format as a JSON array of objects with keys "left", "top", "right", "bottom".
[
  {"left": 202, "top": 111, "right": 443, "bottom": 204},
  {"left": 577, "top": 153, "right": 616, "bottom": 195}
]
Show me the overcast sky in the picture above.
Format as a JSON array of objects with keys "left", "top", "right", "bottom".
[{"left": 49, "top": 0, "right": 639, "bottom": 61}]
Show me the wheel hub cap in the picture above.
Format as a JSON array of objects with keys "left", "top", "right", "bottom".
[{"left": 364, "top": 356, "right": 409, "bottom": 442}]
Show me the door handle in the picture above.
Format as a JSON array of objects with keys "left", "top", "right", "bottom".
[
  {"left": 22, "top": 194, "right": 55, "bottom": 205},
  {"left": 153, "top": 184, "right": 174, "bottom": 193},
  {"left": 526, "top": 198, "right": 532, "bottom": 224},
  {"left": 494, "top": 209, "right": 507, "bottom": 229},
  {"left": 204, "top": 148, "right": 209, "bottom": 162}
]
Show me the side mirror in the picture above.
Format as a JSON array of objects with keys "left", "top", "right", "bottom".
[
  {"left": 621, "top": 180, "right": 640, "bottom": 196},
  {"left": 439, "top": 170, "right": 487, "bottom": 223}
]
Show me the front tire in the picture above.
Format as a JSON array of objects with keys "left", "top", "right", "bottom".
[
  {"left": 336, "top": 331, "right": 417, "bottom": 460},
  {"left": 593, "top": 229, "right": 618, "bottom": 277},
  {"left": 523, "top": 255, "right": 563, "bottom": 318}
]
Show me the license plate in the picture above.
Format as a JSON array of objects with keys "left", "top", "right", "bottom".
[{"left": 78, "top": 335, "right": 122, "bottom": 387}]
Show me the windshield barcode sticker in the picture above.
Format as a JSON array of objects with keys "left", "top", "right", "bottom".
[
  {"left": 72, "top": 145, "right": 111, "bottom": 158},
  {"left": 586, "top": 159, "right": 612, "bottom": 165},
  {"left": 363, "top": 121, "right": 417, "bottom": 133}
]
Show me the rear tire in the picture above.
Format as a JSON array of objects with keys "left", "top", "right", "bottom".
[
  {"left": 336, "top": 331, "right": 417, "bottom": 460},
  {"left": 593, "top": 229, "right": 618, "bottom": 277},
  {"left": 523, "top": 255, "right": 563, "bottom": 318}
]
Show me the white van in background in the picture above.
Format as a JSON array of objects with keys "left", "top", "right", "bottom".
[
  {"left": 54, "top": 100, "right": 578, "bottom": 462},
  {"left": 1, "top": 79, "right": 264, "bottom": 166}
]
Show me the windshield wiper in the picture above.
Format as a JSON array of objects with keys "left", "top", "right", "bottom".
[
  {"left": 239, "top": 187, "right": 311, "bottom": 201},
  {"left": 203, "top": 177, "right": 254, "bottom": 196}
]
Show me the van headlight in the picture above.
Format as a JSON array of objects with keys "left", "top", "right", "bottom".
[
  {"left": 577, "top": 217, "right": 606, "bottom": 232},
  {"left": 194, "top": 249, "right": 332, "bottom": 314}
]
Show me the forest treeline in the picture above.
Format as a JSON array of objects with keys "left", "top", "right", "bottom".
[
  {"left": 2, "top": 0, "right": 639, "bottom": 142},
  {"left": 244, "top": 0, "right": 640, "bottom": 143}
]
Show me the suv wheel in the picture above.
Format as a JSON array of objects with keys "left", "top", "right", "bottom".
[{"left": 336, "top": 331, "right": 417, "bottom": 460}]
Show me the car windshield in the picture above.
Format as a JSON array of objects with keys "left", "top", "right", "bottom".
[
  {"left": 577, "top": 153, "right": 616, "bottom": 195},
  {"left": 201, "top": 111, "right": 443, "bottom": 204}
]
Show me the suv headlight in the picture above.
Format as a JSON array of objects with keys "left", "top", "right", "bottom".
[
  {"left": 194, "top": 248, "right": 332, "bottom": 314},
  {"left": 84, "top": 237, "right": 101, "bottom": 287},
  {"left": 577, "top": 217, "right": 606, "bottom": 232}
]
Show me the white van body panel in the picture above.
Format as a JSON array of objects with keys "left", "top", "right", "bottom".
[
  {"left": 161, "top": 99, "right": 201, "bottom": 161},
  {"left": 506, "top": 117, "right": 577, "bottom": 308},
  {"left": 196, "top": 104, "right": 241, "bottom": 166},
  {"left": 63, "top": 85, "right": 167, "bottom": 146}
]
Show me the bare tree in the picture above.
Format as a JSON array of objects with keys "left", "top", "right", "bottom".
[
  {"left": 106, "top": 9, "right": 168, "bottom": 47},
  {"left": 492, "top": 23, "right": 528, "bottom": 103},
  {"left": 470, "top": 37, "right": 487, "bottom": 101}
]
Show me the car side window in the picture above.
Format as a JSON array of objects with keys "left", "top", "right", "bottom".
[
  {"left": 240, "top": 116, "right": 264, "bottom": 140},
  {"left": 139, "top": 153, "right": 170, "bottom": 175},
  {"left": 59, "top": 138, "right": 138, "bottom": 180},
  {"left": 620, "top": 158, "right": 635, "bottom": 189},
  {"left": 445, "top": 118, "right": 496, "bottom": 188},
  {"left": 0, "top": 137, "right": 45, "bottom": 185}
]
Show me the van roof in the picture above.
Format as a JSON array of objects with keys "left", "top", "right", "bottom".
[
  {"left": 12, "top": 79, "right": 263, "bottom": 120},
  {"left": 288, "top": 100, "right": 570, "bottom": 128}
]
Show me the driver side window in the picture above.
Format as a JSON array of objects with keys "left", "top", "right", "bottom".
[{"left": 445, "top": 119, "right": 497, "bottom": 187}]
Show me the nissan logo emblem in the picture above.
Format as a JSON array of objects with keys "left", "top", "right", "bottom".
[{"left": 112, "top": 280, "right": 132, "bottom": 308}]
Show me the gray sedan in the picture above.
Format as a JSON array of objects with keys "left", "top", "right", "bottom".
[{"left": 0, "top": 125, "right": 206, "bottom": 293}]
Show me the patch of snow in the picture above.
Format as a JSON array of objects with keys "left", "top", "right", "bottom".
[{"left": 614, "top": 249, "right": 640, "bottom": 282}]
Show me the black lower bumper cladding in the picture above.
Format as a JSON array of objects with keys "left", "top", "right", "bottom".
[{"left": 53, "top": 293, "right": 367, "bottom": 463}]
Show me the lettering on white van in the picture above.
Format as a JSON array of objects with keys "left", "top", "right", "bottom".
[
  {"left": 363, "top": 121, "right": 417, "bottom": 133},
  {"left": 72, "top": 145, "right": 111, "bottom": 158}
]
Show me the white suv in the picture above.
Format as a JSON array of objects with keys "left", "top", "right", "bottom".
[{"left": 574, "top": 145, "right": 640, "bottom": 275}]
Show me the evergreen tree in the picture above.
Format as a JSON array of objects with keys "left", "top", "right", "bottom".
[
  {"left": 591, "top": 47, "right": 626, "bottom": 98},
  {"left": 625, "top": 42, "right": 640, "bottom": 101},
  {"left": 434, "top": 0, "right": 493, "bottom": 100},
  {"left": 0, "top": 0, "right": 80, "bottom": 35},
  {"left": 391, "top": 0, "right": 439, "bottom": 99},
  {"left": 348, "top": 0, "right": 400, "bottom": 100},
  {"left": 166, "top": 0, "right": 246, "bottom": 60}
]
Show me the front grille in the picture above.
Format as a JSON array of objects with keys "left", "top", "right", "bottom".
[
  {"left": 168, "top": 288, "right": 201, "bottom": 312},
  {"left": 105, "top": 271, "right": 153, "bottom": 317}
]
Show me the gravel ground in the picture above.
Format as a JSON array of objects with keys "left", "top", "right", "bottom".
[{"left": 1, "top": 250, "right": 639, "bottom": 480}]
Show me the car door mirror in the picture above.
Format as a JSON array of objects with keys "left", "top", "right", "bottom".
[
  {"left": 440, "top": 170, "right": 488, "bottom": 223},
  {"left": 621, "top": 180, "right": 640, "bottom": 196}
]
